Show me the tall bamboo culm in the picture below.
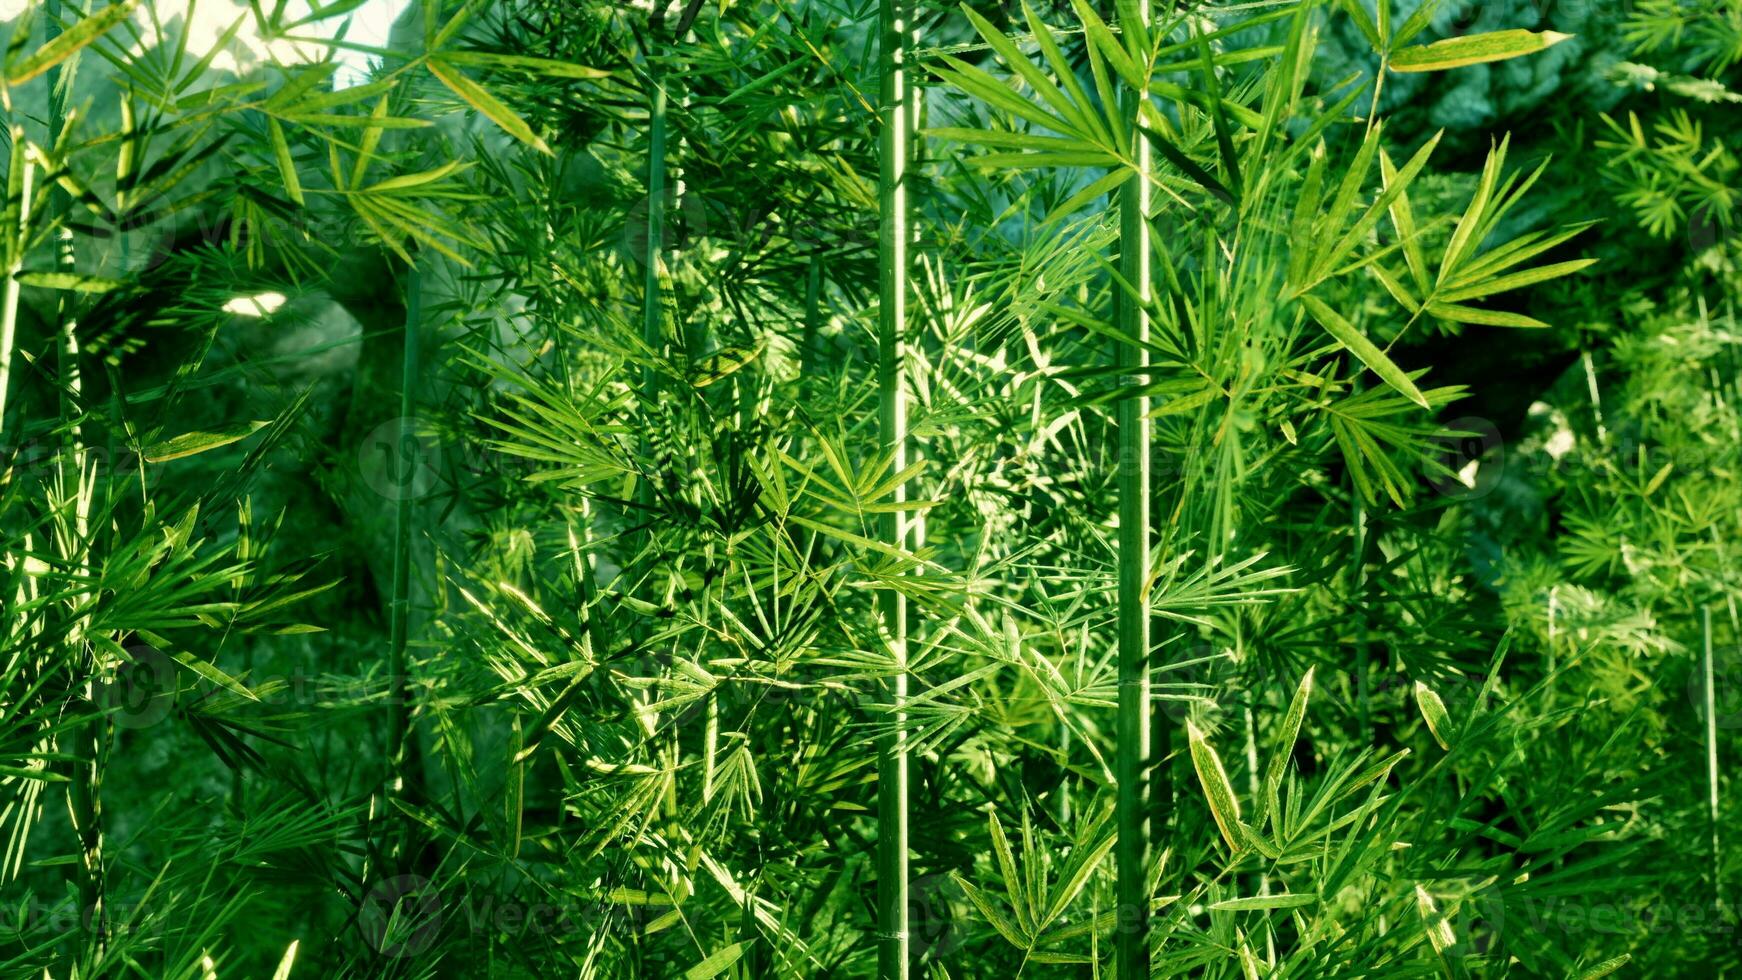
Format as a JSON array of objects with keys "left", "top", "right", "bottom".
[
  {"left": 43, "top": 0, "right": 105, "bottom": 948},
  {"left": 876, "top": 0, "right": 913, "bottom": 975},
  {"left": 1114, "top": 0, "right": 1154, "bottom": 975},
  {"left": 386, "top": 262, "right": 422, "bottom": 824},
  {"left": 1703, "top": 606, "right": 1721, "bottom": 910},
  {"left": 0, "top": 134, "right": 30, "bottom": 438},
  {"left": 638, "top": 64, "right": 668, "bottom": 514}
]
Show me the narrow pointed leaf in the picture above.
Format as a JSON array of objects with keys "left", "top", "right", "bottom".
[{"left": 1389, "top": 30, "right": 1574, "bottom": 73}]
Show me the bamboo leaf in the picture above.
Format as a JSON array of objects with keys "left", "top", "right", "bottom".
[
  {"left": 1187, "top": 719, "right": 1244, "bottom": 853},
  {"left": 953, "top": 873, "right": 1029, "bottom": 948},
  {"left": 1300, "top": 294, "right": 1430, "bottom": 409},
  {"left": 1315, "top": 129, "right": 1443, "bottom": 286},
  {"left": 506, "top": 717, "right": 525, "bottom": 858},
  {"left": 6, "top": 0, "right": 141, "bottom": 86},
  {"left": 1379, "top": 148, "right": 1430, "bottom": 293},
  {"left": 439, "top": 50, "right": 611, "bottom": 79},
  {"left": 1041, "top": 828, "right": 1115, "bottom": 924},
  {"left": 1414, "top": 681, "right": 1453, "bottom": 750},
  {"left": 934, "top": 59, "right": 1075, "bottom": 135},
  {"left": 270, "top": 941, "right": 299, "bottom": 980},
  {"left": 428, "top": 58, "right": 552, "bottom": 155},
  {"left": 266, "top": 117, "right": 304, "bottom": 206},
  {"left": 988, "top": 812, "right": 1034, "bottom": 935},
  {"left": 683, "top": 941, "right": 750, "bottom": 980},
  {"left": 1437, "top": 258, "right": 1597, "bottom": 303},
  {"left": 959, "top": 4, "right": 1096, "bottom": 143},
  {"left": 1023, "top": 0, "right": 1112, "bottom": 148},
  {"left": 173, "top": 650, "right": 259, "bottom": 702},
  {"left": 1389, "top": 30, "right": 1574, "bottom": 73},
  {"left": 144, "top": 421, "right": 271, "bottom": 463},
  {"left": 15, "top": 271, "right": 123, "bottom": 292},
  {"left": 1209, "top": 893, "right": 1318, "bottom": 912},
  {"left": 1263, "top": 667, "right": 1313, "bottom": 806},
  {"left": 1069, "top": 0, "right": 1145, "bottom": 90},
  {"left": 1414, "top": 885, "right": 1457, "bottom": 954},
  {"left": 1425, "top": 302, "right": 1549, "bottom": 328},
  {"left": 1580, "top": 956, "right": 1633, "bottom": 980}
]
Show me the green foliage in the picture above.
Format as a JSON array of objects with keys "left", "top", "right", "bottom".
[{"left": 0, "top": 0, "right": 1738, "bottom": 977}]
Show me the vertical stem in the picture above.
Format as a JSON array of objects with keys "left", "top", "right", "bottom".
[
  {"left": 1115, "top": 0, "right": 1153, "bottom": 973},
  {"left": 387, "top": 261, "right": 422, "bottom": 820},
  {"left": 701, "top": 693, "right": 719, "bottom": 803},
  {"left": 45, "top": 0, "right": 102, "bottom": 947},
  {"left": 0, "top": 136, "right": 30, "bottom": 440},
  {"left": 1546, "top": 584, "right": 1559, "bottom": 706},
  {"left": 800, "top": 253, "right": 823, "bottom": 376},
  {"left": 1582, "top": 349, "right": 1607, "bottom": 447},
  {"left": 1353, "top": 495, "right": 1370, "bottom": 741},
  {"left": 1704, "top": 606, "right": 1722, "bottom": 910},
  {"left": 876, "top": 0, "right": 913, "bottom": 974},
  {"left": 639, "top": 73, "right": 669, "bottom": 513}
]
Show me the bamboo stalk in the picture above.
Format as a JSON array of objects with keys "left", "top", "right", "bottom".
[
  {"left": 42, "top": 0, "right": 105, "bottom": 948},
  {"left": 801, "top": 253, "right": 824, "bottom": 377},
  {"left": 0, "top": 134, "right": 31, "bottom": 440},
  {"left": 1353, "top": 494, "right": 1370, "bottom": 740},
  {"left": 1115, "top": 0, "right": 1153, "bottom": 973},
  {"left": 386, "top": 261, "right": 422, "bottom": 819},
  {"left": 639, "top": 71, "right": 669, "bottom": 513},
  {"left": 1703, "top": 605, "right": 1721, "bottom": 911},
  {"left": 876, "top": 0, "right": 913, "bottom": 974}
]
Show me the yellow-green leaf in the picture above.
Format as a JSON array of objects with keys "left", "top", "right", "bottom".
[
  {"left": 1263, "top": 667, "right": 1313, "bottom": 805},
  {"left": 1389, "top": 29, "right": 1573, "bottom": 73},
  {"left": 1414, "top": 884, "right": 1457, "bottom": 954},
  {"left": 1209, "top": 892, "right": 1318, "bottom": 912},
  {"left": 1580, "top": 955, "right": 1632, "bottom": 980},
  {"left": 16, "top": 271, "right": 122, "bottom": 293},
  {"left": 267, "top": 117, "right": 305, "bottom": 206},
  {"left": 683, "top": 941, "right": 749, "bottom": 980},
  {"left": 953, "top": 873, "right": 1029, "bottom": 948},
  {"left": 1187, "top": 718, "right": 1244, "bottom": 852},
  {"left": 363, "top": 161, "right": 468, "bottom": 194},
  {"left": 428, "top": 59, "right": 552, "bottom": 155},
  {"left": 1425, "top": 302, "right": 1549, "bottom": 329},
  {"left": 1437, "top": 258, "right": 1597, "bottom": 303},
  {"left": 439, "top": 50, "right": 610, "bottom": 79},
  {"left": 173, "top": 650, "right": 259, "bottom": 702},
  {"left": 1300, "top": 294, "right": 1430, "bottom": 409},
  {"left": 6, "top": 0, "right": 142, "bottom": 86},
  {"left": 269, "top": 941, "right": 299, "bottom": 980},
  {"left": 144, "top": 420, "right": 270, "bottom": 463},
  {"left": 1413, "top": 681, "right": 1453, "bottom": 750}
]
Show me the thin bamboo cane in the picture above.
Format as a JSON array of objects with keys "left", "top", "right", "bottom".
[
  {"left": 1703, "top": 606, "right": 1721, "bottom": 911},
  {"left": 639, "top": 71, "right": 669, "bottom": 513},
  {"left": 0, "top": 135, "right": 30, "bottom": 440},
  {"left": 801, "top": 254, "right": 824, "bottom": 377},
  {"left": 876, "top": 0, "right": 913, "bottom": 974},
  {"left": 387, "top": 262, "right": 422, "bottom": 821},
  {"left": 1115, "top": 0, "right": 1153, "bottom": 973},
  {"left": 43, "top": 0, "right": 104, "bottom": 947}
]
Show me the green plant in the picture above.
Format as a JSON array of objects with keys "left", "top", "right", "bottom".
[{"left": 2, "top": 1, "right": 1737, "bottom": 977}]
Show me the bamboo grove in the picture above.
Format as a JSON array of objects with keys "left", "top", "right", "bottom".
[{"left": 3, "top": 0, "right": 1742, "bottom": 976}]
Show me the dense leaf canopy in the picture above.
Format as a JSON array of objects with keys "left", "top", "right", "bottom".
[{"left": 1, "top": 0, "right": 1739, "bottom": 977}]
